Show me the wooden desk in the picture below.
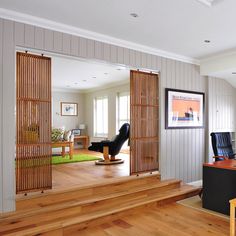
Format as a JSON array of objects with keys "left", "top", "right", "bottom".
[
  {"left": 204, "top": 159, "right": 236, "bottom": 171},
  {"left": 74, "top": 135, "right": 89, "bottom": 149},
  {"left": 52, "top": 141, "right": 74, "bottom": 159},
  {"left": 230, "top": 199, "right": 236, "bottom": 236},
  {"left": 203, "top": 159, "right": 236, "bottom": 215}
]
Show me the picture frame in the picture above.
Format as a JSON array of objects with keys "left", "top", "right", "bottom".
[
  {"left": 165, "top": 88, "right": 204, "bottom": 129},
  {"left": 61, "top": 102, "right": 78, "bottom": 116}
]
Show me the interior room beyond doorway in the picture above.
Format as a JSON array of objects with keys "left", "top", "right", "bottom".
[{"left": 18, "top": 52, "right": 131, "bottom": 196}]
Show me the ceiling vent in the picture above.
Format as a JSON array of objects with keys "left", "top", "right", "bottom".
[{"left": 196, "top": 0, "right": 220, "bottom": 7}]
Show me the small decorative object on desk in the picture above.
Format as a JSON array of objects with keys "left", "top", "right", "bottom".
[
  {"left": 79, "top": 124, "right": 86, "bottom": 135},
  {"left": 72, "top": 129, "right": 81, "bottom": 136}
]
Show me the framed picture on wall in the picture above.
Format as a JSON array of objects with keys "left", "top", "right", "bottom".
[
  {"left": 61, "top": 102, "right": 78, "bottom": 116},
  {"left": 165, "top": 88, "right": 204, "bottom": 129}
]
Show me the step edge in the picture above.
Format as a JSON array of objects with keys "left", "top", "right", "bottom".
[
  {"left": 2, "top": 186, "right": 200, "bottom": 236},
  {"left": 1, "top": 179, "right": 180, "bottom": 221},
  {"left": 62, "top": 187, "right": 200, "bottom": 227},
  {"left": 16, "top": 172, "right": 161, "bottom": 201}
]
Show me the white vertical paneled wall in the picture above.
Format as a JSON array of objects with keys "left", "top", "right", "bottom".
[
  {"left": 160, "top": 61, "right": 206, "bottom": 182},
  {"left": 0, "top": 18, "right": 3, "bottom": 212},
  {"left": 1, "top": 19, "right": 16, "bottom": 213},
  {"left": 207, "top": 77, "right": 236, "bottom": 161},
  {"left": 0, "top": 18, "right": 206, "bottom": 212}
]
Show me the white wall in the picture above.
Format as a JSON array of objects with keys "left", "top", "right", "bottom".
[
  {"left": 160, "top": 61, "right": 206, "bottom": 183},
  {"left": 84, "top": 83, "right": 129, "bottom": 143},
  {"left": 0, "top": 18, "right": 207, "bottom": 212},
  {"left": 207, "top": 77, "right": 236, "bottom": 161},
  {"left": 52, "top": 91, "right": 85, "bottom": 130}
]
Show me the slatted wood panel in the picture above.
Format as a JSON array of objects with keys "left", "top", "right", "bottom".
[
  {"left": 130, "top": 70, "right": 159, "bottom": 174},
  {"left": 16, "top": 52, "right": 52, "bottom": 194}
]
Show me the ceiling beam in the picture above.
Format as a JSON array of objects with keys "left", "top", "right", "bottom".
[{"left": 0, "top": 8, "right": 199, "bottom": 65}]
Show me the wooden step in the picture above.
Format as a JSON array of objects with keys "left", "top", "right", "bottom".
[
  {"left": 0, "top": 180, "right": 200, "bottom": 236},
  {"left": 0, "top": 179, "right": 180, "bottom": 222},
  {"left": 15, "top": 173, "right": 161, "bottom": 212}
]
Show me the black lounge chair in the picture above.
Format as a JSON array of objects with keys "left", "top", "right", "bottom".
[{"left": 88, "top": 123, "right": 130, "bottom": 165}]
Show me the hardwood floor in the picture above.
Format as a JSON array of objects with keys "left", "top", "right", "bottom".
[
  {"left": 16, "top": 149, "right": 130, "bottom": 198},
  {"left": 11, "top": 149, "right": 230, "bottom": 235},
  {"left": 3, "top": 176, "right": 204, "bottom": 235},
  {"left": 10, "top": 150, "right": 230, "bottom": 235},
  {"left": 7, "top": 165, "right": 228, "bottom": 236},
  {"left": 52, "top": 149, "right": 130, "bottom": 190},
  {"left": 75, "top": 203, "right": 229, "bottom": 236}
]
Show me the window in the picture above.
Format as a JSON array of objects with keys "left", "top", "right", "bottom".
[
  {"left": 94, "top": 96, "right": 108, "bottom": 137},
  {"left": 117, "top": 92, "right": 130, "bottom": 150},
  {"left": 117, "top": 92, "right": 130, "bottom": 131}
]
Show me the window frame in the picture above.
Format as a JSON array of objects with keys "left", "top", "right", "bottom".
[
  {"left": 93, "top": 96, "right": 108, "bottom": 138},
  {"left": 117, "top": 92, "right": 130, "bottom": 131}
]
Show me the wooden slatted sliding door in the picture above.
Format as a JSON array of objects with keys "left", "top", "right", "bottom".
[
  {"left": 16, "top": 52, "right": 52, "bottom": 194},
  {"left": 130, "top": 70, "right": 159, "bottom": 174}
]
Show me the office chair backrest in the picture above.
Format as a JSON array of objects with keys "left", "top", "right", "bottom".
[{"left": 210, "top": 132, "right": 234, "bottom": 161}]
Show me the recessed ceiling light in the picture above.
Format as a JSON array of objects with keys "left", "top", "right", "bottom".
[
  {"left": 92, "top": 76, "right": 96, "bottom": 79},
  {"left": 130, "top": 13, "right": 139, "bottom": 18},
  {"left": 196, "top": 0, "right": 218, "bottom": 7},
  {"left": 83, "top": 79, "right": 87, "bottom": 82},
  {"left": 117, "top": 66, "right": 126, "bottom": 71},
  {"left": 104, "top": 72, "right": 108, "bottom": 75},
  {"left": 66, "top": 85, "right": 70, "bottom": 88},
  {"left": 74, "top": 82, "right": 78, "bottom": 85},
  {"left": 204, "top": 40, "right": 211, "bottom": 43}
]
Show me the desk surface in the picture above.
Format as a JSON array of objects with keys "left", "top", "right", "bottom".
[
  {"left": 74, "top": 135, "right": 89, "bottom": 139},
  {"left": 73, "top": 135, "right": 89, "bottom": 149},
  {"left": 204, "top": 159, "right": 236, "bottom": 171}
]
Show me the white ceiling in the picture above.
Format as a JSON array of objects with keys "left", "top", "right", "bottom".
[
  {"left": 0, "top": 0, "right": 236, "bottom": 60},
  {"left": 52, "top": 56, "right": 129, "bottom": 92}
]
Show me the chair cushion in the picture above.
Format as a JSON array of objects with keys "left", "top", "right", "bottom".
[
  {"left": 63, "top": 130, "right": 72, "bottom": 141},
  {"left": 51, "top": 128, "right": 64, "bottom": 142}
]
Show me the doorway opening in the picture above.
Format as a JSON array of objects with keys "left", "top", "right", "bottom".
[
  {"left": 15, "top": 49, "right": 159, "bottom": 197},
  {"left": 50, "top": 54, "right": 131, "bottom": 190},
  {"left": 16, "top": 51, "right": 131, "bottom": 195}
]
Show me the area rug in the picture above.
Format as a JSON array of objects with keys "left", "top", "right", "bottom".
[
  {"left": 177, "top": 196, "right": 229, "bottom": 219},
  {"left": 52, "top": 154, "right": 102, "bottom": 165}
]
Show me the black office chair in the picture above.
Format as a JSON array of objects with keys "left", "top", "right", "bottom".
[
  {"left": 210, "top": 132, "right": 236, "bottom": 161},
  {"left": 88, "top": 123, "right": 130, "bottom": 165}
]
